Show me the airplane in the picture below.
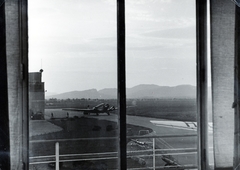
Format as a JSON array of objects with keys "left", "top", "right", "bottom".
[
  {"left": 128, "top": 138, "right": 181, "bottom": 167},
  {"left": 126, "top": 120, "right": 213, "bottom": 168},
  {"left": 62, "top": 103, "right": 117, "bottom": 116}
]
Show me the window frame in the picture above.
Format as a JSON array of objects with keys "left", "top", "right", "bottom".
[
  {"left": 3, "top": 0, "right": 210, "bottom": 169},
  {"left": 0, "top": 0, "right": 10, "bottom": 169},
  {"left": 196, "top": 0, "right": 209, "bottom": 169},
  {"left": 117, "top": 1, "right": 127, "bottom": 169}
]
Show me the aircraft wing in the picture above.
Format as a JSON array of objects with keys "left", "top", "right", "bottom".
[
  {"left": 95, "top": 103, "right": 105, "bottom": 108},
  {"left": 62, "top": 108, "right": 93, "bottom": 112},
  {"left": 107, "top": 105, "right": 135, "bottom": 111}
]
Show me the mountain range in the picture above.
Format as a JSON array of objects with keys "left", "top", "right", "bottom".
[{"left": 46, "top": 84, "right": 196, "bottom": 99}]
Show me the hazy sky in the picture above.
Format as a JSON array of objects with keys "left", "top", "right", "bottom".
[{"left": 28, "top": 0, "right": 196, "bottom": 94}]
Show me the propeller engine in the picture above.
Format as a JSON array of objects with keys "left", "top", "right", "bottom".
[{"left": 108, "top": 106, "right": 115, "bottom": 111}]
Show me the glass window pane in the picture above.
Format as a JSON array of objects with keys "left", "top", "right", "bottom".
[
  {"left": 126, "top": 1, "right": 197, "bottom": 169},
  {"left": 28, "top": 1, "right": 118, "bottom": 169}
]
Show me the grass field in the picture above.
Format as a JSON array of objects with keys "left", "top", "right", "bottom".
[
  {"left": 46, "top": 98, "right": 200, "bottom": 121},
  {"left": 126, "top": 98, "right": 198, "bottom": 121}
]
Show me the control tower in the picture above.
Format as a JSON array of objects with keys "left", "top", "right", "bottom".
[{"left": 29, "top": 69, "right": 45, "bottom": 120}]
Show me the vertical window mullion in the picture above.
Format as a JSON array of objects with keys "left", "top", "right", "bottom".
[
  {"left": 0, "top": 0, "right": 10, "bottom": 169},
  {"left": 196, "top": 0, "right": 209, "bottom": 169},
  {"left": 234, "top": 5, "right": 240, "bottom": 169},
  {"left": 117, "top": 0, "right": 126, "bottom": 169},
  {"left": 19, "top": 0, "right": 29, "bottom": 169}
]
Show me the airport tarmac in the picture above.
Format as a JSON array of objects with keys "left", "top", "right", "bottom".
[
  {"left": 95, "top": 114, "right": 213, "bottom": 168},
  {"left": 31, "top": 109, "right": 213, "bottom": 169}
]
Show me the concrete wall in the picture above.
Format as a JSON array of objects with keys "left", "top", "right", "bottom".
[
  {"left": 5, "top": 0, "right": 28, "bottom": 169},
  {"left": 210, "top": 0, "right": 235, "bottom": 168}
]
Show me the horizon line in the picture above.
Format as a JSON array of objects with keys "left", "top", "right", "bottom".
[{"left": 44, "top": 83, "right": 209, "bottom": 95}]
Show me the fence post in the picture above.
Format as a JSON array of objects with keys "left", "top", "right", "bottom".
[
  {"left": 153, "top": 138, "right": 155, "bottom": 170},
  {"left": 55, "top": 142, "right": 59, "bottom": 170}
]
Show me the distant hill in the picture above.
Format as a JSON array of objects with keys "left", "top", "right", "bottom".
[
  {"left": 46, "top": 84, "right": 196, "bottom": 99},
  {"left": 127, "top": 84, "right": 196, "bottom": 99},
  {"left": 47, "top": 89, "right": 100, "bottom": 99}
]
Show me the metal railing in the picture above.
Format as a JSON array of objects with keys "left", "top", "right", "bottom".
[{"left": 29, "top": 134, "right": 198, "bottom": 170}]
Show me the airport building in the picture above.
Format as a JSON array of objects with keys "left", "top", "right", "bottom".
[{"left": 29, "top": 69, "right": 45, "bottom": 120}]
